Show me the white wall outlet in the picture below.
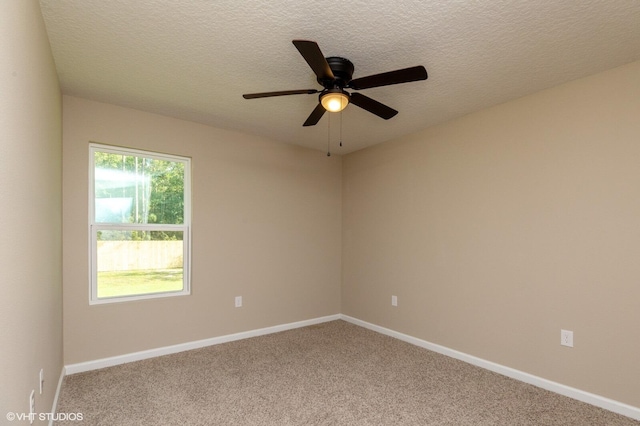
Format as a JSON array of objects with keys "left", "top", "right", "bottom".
[
  {"left": 39, "top": 368, "right": 44, "bottom": 394},
  {"left": 29, "top": 390, "right": 35, "bottom": 424},
  {"left": 561, "top": 329, "right": 574, "bottom": 347},
  {"left": 391, "top": 295, "right": 398, "bottom": 307},
  {"left": 235, "top": 296, "right": 242, "bottom": 308}
]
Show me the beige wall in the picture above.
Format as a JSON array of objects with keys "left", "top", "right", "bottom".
[
  {"left": 0, "top": 0, "right": 63, "bottom": 420},
  {"left": 342, "top": 60, "right": 640, "bottom": 407},
  {"left": 62, "top": 96, "right": 342, "bottom": 364}
]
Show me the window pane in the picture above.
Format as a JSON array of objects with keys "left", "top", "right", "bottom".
[
  {"left": 94, "top": 151, "right": 185, "bottom": 224},
  {"left": 96, "top": 230, "right": 184, "bottom": 299}
]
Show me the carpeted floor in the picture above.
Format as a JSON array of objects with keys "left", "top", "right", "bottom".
[{"left": 55, "top": 320, "right": 638, "bottom": 425}]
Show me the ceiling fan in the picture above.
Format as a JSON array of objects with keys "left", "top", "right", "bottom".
[{"left": 243, "top": 40, "right": 428, "bottom": 127}]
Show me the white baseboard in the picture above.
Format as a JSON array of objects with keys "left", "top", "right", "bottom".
[
  {"left": 340, "top": 314, "right": 640, "bottom": 421},
  {"left": 64, "top": 314, "right": 341, "bottom": 375},
  {"left": 48, "top": 367, "right": 65, "bottom": 426}
]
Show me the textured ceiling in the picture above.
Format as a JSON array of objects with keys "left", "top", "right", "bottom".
[{"left": 39, "top": 0, "right": 640, "bottom": 154}]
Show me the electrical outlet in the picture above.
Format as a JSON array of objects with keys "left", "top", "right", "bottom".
[
  {"left": 39, "top": 369, "right": 44, "bottom": 394},
  {"left": 235, "top": 296, "right": 242, "bottom": 308},
  {"left": 561, "top": 329, "right": 574, "bottom": 347},
  {"left": 391, "top": 295, "right": 398, "bottom": 307},
  {"left": 29, "top": 390, "right": 35, "bottom": 424}
]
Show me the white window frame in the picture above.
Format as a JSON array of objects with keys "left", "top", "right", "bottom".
[{"left": 89, "top": 143, "right": 191, "bottom": 304}]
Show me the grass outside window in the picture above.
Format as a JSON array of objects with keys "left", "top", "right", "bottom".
[{"left": 97, "top": 268, "right": 183, "bottom": 298}]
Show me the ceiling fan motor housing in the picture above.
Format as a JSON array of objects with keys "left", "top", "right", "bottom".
[{"left": 322, "top": 57, "right": 354, "bottom": 88}]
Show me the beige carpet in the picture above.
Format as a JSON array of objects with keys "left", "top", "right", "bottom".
[{"left": 55, "top": 320, "right": 638, "bottom": 425}]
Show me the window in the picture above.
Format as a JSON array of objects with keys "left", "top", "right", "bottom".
[{"left": 89, "top": 144, "right": 191, "bottom": 304}]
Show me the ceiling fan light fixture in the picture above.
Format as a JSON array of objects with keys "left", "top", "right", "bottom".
[{"left": 321, "top": 90, "right": 349, "bottom": 112}]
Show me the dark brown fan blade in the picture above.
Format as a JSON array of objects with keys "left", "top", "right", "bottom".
[
  {"left": 292, "top": 40, "right": 335, "bottom": 82},
  {"left": 350, "top": 92, "right": 398, "bottom": 119},
  {"left": 303, "top": 103, "right": 327, "bottom": 126},
  {"left": 348, "top": 66, "right": 427, "bottom": 90},
  {"left": 243, "top": 89, "right": 318, "bottom": 99}
]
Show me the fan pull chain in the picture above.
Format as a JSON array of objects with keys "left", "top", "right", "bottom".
[
  {"left": 339, "top": 110, "right": 343, "bottom": 148},
  {"left": 326, "top": 112, "right": 331, "bottom": 156}
]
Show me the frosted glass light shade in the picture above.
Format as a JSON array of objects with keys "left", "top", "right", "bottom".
[{"left": 321, "top": 91, "right": 349, "bottom": 112}]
